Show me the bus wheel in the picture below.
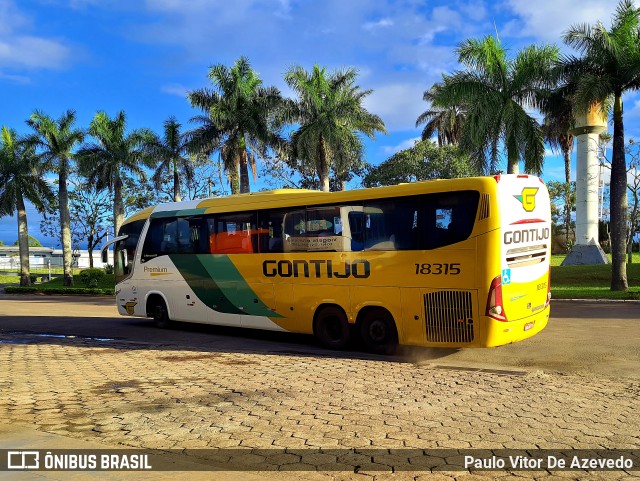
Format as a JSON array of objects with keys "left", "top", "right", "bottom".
[
  {"left": 152, "top": 299, "right": 170, "bottom": 328},
  {"left": 359, "top": 309, "right": 398, "bottom": 355},
  {"left": 314, "top": 306, "right": 350, "bottom": 350}
]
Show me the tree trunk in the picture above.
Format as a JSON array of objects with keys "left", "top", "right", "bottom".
[
  {"left": 563, "top": 149, "right": 572, "bottom": 248},
  {"left": 239, "top": 148, "right": 250, "bottom": 194},
  {"left": 229, "top": 157, "right": 240, "bottom": 194},
  {"left": 507, "top": 142, "right": 519, "bottom": 174},
  {"left": 59, "top": 162, "right": 74, "bottom": 286},
  {"left": 317, "top": 136, "right": 330, "bottom": 192},
  {"left": 113, "top": 174, "right": 125, "bottom": 238},
  {"left": 16, "top": 195, "right": 31, "bottom": 287},
  {"left": 173, "top": 159, "right": 181, "bottom": 202},
  {"left": 609, "top": 94, "right": 628, "bottom": 291}
]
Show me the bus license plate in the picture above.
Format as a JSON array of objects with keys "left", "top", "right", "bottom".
[{"left": 524, "top": 322, "right": 534, "bottom": 331}]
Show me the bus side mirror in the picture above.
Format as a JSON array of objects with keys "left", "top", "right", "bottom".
[{"left": 100, "top": 235, "right": 128, "bottom": 266}]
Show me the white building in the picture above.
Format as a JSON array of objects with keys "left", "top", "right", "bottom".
[{"left": 0, "top": 246, "right": 113, "bottom": 271}]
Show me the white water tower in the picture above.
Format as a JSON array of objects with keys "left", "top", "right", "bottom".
[{"left": 562, "top": 104, "right": 609, "bottom": 265}]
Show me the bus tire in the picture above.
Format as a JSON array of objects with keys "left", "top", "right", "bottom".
[
  {"left": 152, "top": 298, "right": 171, "bottom": 328},
  {"left": 313, "top": 306, "right": 350, "bottom": 350},
  {"left": 359, "top": 309, "right": 398, "bottom": 355}
]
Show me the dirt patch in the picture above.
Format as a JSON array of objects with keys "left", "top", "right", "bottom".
[{"left": 159, "top": 353, "right": 256, "bottom": 365}]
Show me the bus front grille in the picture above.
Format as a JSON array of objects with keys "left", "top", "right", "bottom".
[{"left": 424, "top": 290, "right": 475, "bottom": 343}]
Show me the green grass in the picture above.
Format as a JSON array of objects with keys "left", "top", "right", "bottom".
[
  {"left": 551, "top": 258, "right": 640, "bottom": 300},
  {"left": 551, "top": 252, "right": 640, "bottom": 266},
  {"left": 0, "top": 275, "right": 21, "bottom": 284}
]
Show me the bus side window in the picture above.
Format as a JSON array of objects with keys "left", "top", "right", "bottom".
[
  {"left": 422, "top": 191, "right": 479, "bottom": 249},
  {"left": 257, "top": 210, "right": 286, "bottom": 253},
  {"left": 210, "top": 212, "right": 257, "bottom": 254},
  {"left": 141, "top": 220, "right": 163, "bottom": 261},
  {"left": 115, "top": 219, "right": 145, "bottom": 282},
  {"left": 363, "top": 197, "right": 420, "bottom": 250}
]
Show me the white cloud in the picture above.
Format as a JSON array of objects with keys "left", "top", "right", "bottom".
[
  {"left": 503, "top": 0, "right": 616, "bottom": 42},
  {"left": 161, "top": 83, "right": 189, "bottom": 98},
  {"left": 0, "top": 1, "right": 71, "bottom": 71},
  {"left": 364, "top": 83, "right": 428, "bottom": 132},
  {"left": 0, "top": 36, "right": 70, "bottom": 69},
  {"left": 381, "top": 136, "right": 421, "bottom": 155},
  {"left": 0, "top": 71, "right": 30, "bottom": 83},
  {"left": 459, "top": 1, "right": 487, "bottom": 22},
  {"left": 0, "top": 0, "right": 30, "bottom": 35},
  {"left": 363, "top": 18, "right": 393, "bottom": 31}
]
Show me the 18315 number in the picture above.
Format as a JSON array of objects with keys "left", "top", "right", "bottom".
[{"left": 414, "top": 263, "right": 461, "bottom": 275}]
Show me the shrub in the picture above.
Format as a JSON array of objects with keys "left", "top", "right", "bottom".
[
  {"left": 103, "top": 264, "right": 114, "bottom": 275},
  {"left": 78, "top": 268, "right": 105, "bottom": 288}
]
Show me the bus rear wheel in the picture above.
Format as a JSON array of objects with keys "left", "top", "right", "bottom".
[
  {"left": 359, "top": 309, "right": 398, "bottom": 355},
  {"left": 313, "top": 306, "right": 350, "bottom": 350},
  {"left": 152, "top": 298, "right": 171, "bottom": 328}
]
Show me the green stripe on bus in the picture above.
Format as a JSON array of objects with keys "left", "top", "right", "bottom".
[{"left": 168, "top": 254, "right": 283, "bottom": 318}]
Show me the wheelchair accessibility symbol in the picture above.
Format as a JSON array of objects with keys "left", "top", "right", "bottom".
[{"left": 502, "top": 268, "right": 512, "bottom": 285}]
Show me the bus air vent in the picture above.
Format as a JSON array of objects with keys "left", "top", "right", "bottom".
[
  {"left": 424, "top": 290, "right": 474, "bottom": 343},
  {"left": 506, "top": 244, "right": 547, "bottom": 268},
  {"left": 477, "top": 194, "right": 490, "bottom": 220}
]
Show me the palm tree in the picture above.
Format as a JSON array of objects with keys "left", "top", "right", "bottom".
[
  {"left": 0, "top": 127, "right": 53, "bottom": 286},
  {"left": 416, "top": 88, "right": 466, "bottom": 146},
  {"left": 540, "top": 87, "right": 576, "bottom": 246},
  {"left": 76, "top": 111, "right": 156, "bottom": 237},
  {"left": 282, "top": 65, "right": 387, "bottom": 192},
  {"left": 427, "top": 36, "right": 558, "bottom": 175},
  {"left": 26, "top": 110, "right": 84, "bottom": 286},
  {"left": 562, "top": 0, "right": 640, "bottom": 291},
  {"left": 149, "top": 116, "right": 194, "bottom": 202},
  {"left": 187, "top": 56, "right": 283, "bottom": 194}
]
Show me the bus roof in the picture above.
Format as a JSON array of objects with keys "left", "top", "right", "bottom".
[{"left": 120, "top": 175, "right": 536, "bottom": 227}]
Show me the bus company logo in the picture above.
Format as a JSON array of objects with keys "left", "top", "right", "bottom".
[
  {"left": 143, "top": 266, "right": 170, "bottom": 276},
  {"left": 123, "top": 301, "right": 137, "bottom": 315},
  {"left": 263, "top": 259, "right": 371, "bottom": 279},
  {"left": 514, "top": 187, "right": 539, "bottom": 212}
]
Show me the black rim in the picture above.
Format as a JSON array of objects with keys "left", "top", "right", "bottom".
[
  {"left": 155, "top": 304, "right": 165, "bottom": 321},
  {"left": 368, "top": 319, "right": 389, "bottom": 344},
  {"left": 324, "top": 316, "right": 344, "bottom": 341}
]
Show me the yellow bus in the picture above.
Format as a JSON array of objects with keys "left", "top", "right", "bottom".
[{"left": 101, "top": 174, "right": 551, "bottom": 354}]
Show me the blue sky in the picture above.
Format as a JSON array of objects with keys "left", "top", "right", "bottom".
[{"left": 0, "top": 0, "right": 637, "bottom": 247}]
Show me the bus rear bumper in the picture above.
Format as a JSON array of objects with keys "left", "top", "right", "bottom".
[{"left": 482, "top": 305, "right": 550, "bottom": 347}]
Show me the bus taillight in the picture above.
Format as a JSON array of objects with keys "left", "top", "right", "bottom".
[
  {"left": 546, "top": 268, "right": 551, "bottom": 307},
  {"left": 486, "top": 276, "right": 508, "bottom": 322}
]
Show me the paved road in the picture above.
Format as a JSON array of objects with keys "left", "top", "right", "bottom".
[
  {"left": 0, "top": 295, "right": 638, "bottom": 480},
  {"left": 1, "top": 295, "right": 638, "bottom": 378}
]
